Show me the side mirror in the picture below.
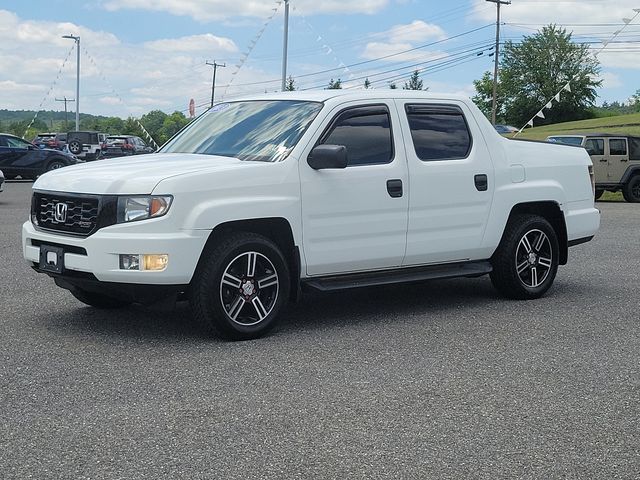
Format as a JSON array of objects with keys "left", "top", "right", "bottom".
[{"left": 307, "top": 144, "right": 348, "bottom": 170}]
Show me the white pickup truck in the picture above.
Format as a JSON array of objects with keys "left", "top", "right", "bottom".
[{"left": 23, "top": 91, "right": 600, "bottom": 339}]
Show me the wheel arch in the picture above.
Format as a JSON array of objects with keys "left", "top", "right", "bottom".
[
  {"left": 197, "top": 217, "right": 301, "bottom": 302},
  {"left": 501, "top": 201, "right": 568, "bottom": 265},
  {"left": 621, "top": 165, "right": 640, "bottom": 184},
  {"left": 45, "top": 156, "right": 69, "bottom": 170}
]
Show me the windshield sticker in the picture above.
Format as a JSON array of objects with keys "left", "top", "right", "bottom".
[{"left": 210, "top": 103, "right": 230, "bottom": 112}]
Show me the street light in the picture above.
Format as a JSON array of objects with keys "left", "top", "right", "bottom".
[{"left": 62, "top": 34, "right": 80, "bottom": 131}]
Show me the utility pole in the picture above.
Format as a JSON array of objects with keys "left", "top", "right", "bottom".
[
  {"left": 62, "top": 34, "right": 80, "bottom": 131},
  {"left": 486, "top": 0, "right": 510, "bottom": 125},
  {"left": 55, "top": 97, "right": 74, "bottom": 131},
  {"left": 281, "top": 0, "right": 290, "bottom": 91},
  {"left": 206, "top": 60, "right": 226, "bottom": 108}
]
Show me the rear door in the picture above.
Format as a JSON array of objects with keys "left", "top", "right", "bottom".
[
  {"left": 299, "top": 101, "right": 409, "bottom": 276},
  {"left": 395, "top": 100, "right": 494, "bottom": 265},
  {"left": 607, "top": 138, "right": 629, "bottom": 182},
  {"left": 584, "top": 138, "right": 606, "bottom": 184}
]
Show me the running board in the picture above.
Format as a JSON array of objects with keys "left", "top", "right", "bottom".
[{"left": 302, "top": 261, "right": 493, "bottom": 292}]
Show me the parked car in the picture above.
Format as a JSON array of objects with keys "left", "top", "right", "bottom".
[
  {"left": 547, "top": 133, "right": 640, "bottom": 202},
  {"left": 66, "top": 131, "right": 107, "bottom": 160},
  {"left": 0, "top": 133, "right": 82, "bottom": 180},
  {"left": 495, "top": 124, "right": 518, "bottom": 134},
  {"left": 33, "top": 133, "right": 67, "bottom": 151},
  {"left": 101, "top": 135, "right": 154, "bottom": 158},
  {"left": 0, "top": 169, "right": 4, "bottom": 192},
  {"left": 23, "top": 91, "right": 599, "bottom": 340}
]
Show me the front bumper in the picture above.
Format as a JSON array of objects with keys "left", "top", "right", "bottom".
[{"left": 23, "top": 221, "right": 209, "bottom": 285}]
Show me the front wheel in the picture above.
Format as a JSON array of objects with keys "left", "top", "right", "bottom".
[
  {"left": 189, "top": 233, "right": 290, "bottom": 340},
  {"left": 622, "top": 176, "right": 640, "bottom": 203},
  {"left": 490, "top": 215, "right": 559, "bottom": 300}
]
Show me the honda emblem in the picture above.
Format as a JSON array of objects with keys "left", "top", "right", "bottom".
[{"left": 54, "top": 202, "right": 68, "bottom": 223}]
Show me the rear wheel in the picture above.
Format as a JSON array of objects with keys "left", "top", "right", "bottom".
[
  {"left": 490, "top": 215, "right": 559, "bottom": 300},
  {"left": 622, "top": 175, "right": 640, "bottom": 203},
  {"left": 190, "top": 232, "right": 290, "bottom": 340},
  {"left": 68, "top": 140, "right": 82, "bottom": 155},
  {"left": 70, "top": 288, "right": 132, "bottom": 309}
]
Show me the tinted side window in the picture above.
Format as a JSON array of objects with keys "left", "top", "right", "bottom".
[
  {"left": 585, "top": 139, "right": 604, "bottom": 156},
  {"left": 405, "top": 105, "right": 471, "bottom": 161},
  {"left": 0, "top": 136, "right": 7, "bottom": 147},
  {"left": 321, "top": 107, "right": 393, "bottom": 166},
  {"left": 609, "top": 139, "right": 627, "bottom": 156}
]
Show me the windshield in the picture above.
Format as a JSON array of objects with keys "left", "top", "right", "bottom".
[
  {"left": 547, "top": 136, "right": 584, "bottom": 146},
  {"left": 160, "top": 100, "right": 323, "bottom": 162}
]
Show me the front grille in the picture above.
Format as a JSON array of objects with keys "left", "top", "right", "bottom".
[{"left": 32, "top": 192, "right": 117, "bottom": 237}]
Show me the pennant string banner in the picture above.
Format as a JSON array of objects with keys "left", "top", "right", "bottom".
[
  {"left": 514, "top": 8, "right": 640, "bottom": 136},
  {"left": 22, "top": 45, "right": 75, "bottom": 138},
  {"left": 221, "top": 0, "right": 282, "bottom": 99}
]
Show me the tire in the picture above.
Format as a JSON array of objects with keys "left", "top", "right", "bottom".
[
  {"left": 189, "top": 232, "right": 290, "bottom": 340},
  {"left": 47, "top": 159, "right": 66, "bottom": 172},
  {"left": 68, "top": 140, "right": 82, "bottom": 155},
  {"left": 594, "top": 189, "right": 604, "bottom": 200},
  {"left": 622, "top": 175, "right": 640, "bottom": 203},
  {"left": 5, "top": 174, "right": 16, "bottom": 180},
  {"left": 490, "top": 214, "right": 559, "bottom": 300},
  {"left": 70, "top": 288, "right": 132, "bottom": 309}
]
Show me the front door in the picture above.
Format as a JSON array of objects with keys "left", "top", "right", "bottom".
[
  {"left": 299, "top": 101, "right": 409, "bottom": 276},
  {"left": 585, "top": 137, "right": 606, "bottom": 184},
  {"left": 607, "top": 138, "right": 629, "bottom": 182}
]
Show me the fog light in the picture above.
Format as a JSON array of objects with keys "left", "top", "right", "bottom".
[
  {"left": 119, "top": 254, "right": 140, "bottom": 270},
  {"left": 142, "top": 254, "right": 168, "bottom": 271}
]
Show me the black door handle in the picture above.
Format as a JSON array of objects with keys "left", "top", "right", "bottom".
[
  {"left": 387, "top": 179, "right": 403, "bottom": 198},
  {"left": 474, "top": 174, "right": 488, "bottom": 192}
]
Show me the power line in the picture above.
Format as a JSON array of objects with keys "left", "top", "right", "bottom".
[{"left": 205, "top": 61, "right": 226, "bottom": 107}]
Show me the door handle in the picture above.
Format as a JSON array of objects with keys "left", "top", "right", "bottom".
[
  {"left": 386, "top": 179, "right": 403, "bottom": 198},
  {"left": 599, "top": 159, "right": 608, "bottom": 162},
  {"left": 620, "top": 159, "right": 629, "bottom": 162},
  {"left": 474, "top": 174, "right": 488, "bottom": 191}
]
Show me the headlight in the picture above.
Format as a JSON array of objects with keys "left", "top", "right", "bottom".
[{"left": 117, "top": 195, "right": 173, "bottom": 223}]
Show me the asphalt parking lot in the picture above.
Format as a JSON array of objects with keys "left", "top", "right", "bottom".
[{"left": 1, "top": 180, "right": 638, "bottom": 479}]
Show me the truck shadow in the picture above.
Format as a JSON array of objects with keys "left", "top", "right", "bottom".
[{"left": 44, "top": 277, "right": 500, "bottom": 342}]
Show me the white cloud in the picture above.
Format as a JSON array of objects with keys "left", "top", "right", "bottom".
[
  {"left": 144, "top": 34, "right": 237, "bottom": 53},
  {"left": 386, "top": 20, "right": 446, "bottom": 43},
  {"left": 0, "top": 9, "right": 248, "bottom": 117},
  {"left": 102, "top": 0, "right": 388, "bottom": 21},
  {"left": 597, "top": 71, "right": 623, "bottom": 89},
  {"left": 360, "top": 19, "right": 448, "bottom": 63}
]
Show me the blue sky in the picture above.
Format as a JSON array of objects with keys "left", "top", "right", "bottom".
[{"left": 0, "top": 0, "right": 638, "bottom": 123}]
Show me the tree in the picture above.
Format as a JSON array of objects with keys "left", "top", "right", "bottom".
[
  {"left": 364, "top": 78, "right": 371, "bottom": 89},
  {"left": 403, "top": 70, "right": 426, "bottom": 91},
  {"left": 632, "top": 89, "right": 640, "bottom": 112},
  {"left": 285, "top": 75, "right": 296, "bottom": 91},
  {"left": 158, "top": 111, "right": 190, "bottom": 143},
  {"left": 472, "top": 71, "right": 506, "bottom": 122},
  {"left": 327, "top": 78, "right": 342, "bottom": 90},
  {"left": 475, "top": 25, "right": 601, "bottom": 126}
]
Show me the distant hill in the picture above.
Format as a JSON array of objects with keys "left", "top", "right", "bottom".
[
  {"left": 516, "top": 113, "right": 640, "bottom": 140},
  {"left": 0, "top": 109, "right": 111, "bottom": 132}
]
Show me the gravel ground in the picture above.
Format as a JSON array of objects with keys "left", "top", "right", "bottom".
[{"left": 0, "top": 181, "right": 638, "bottom": 479}]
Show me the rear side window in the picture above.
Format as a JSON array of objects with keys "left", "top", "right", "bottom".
[
  {"left": 405, "top": 104, "right": 471, "bottom": 161},
  {"left": 585, "top": 139, "right": 604, "bottom": 156},
  {"left": 321, "top": 105, "right": 393, "bottom": 166},
  {"left": 609, "top": 139, "right": 627, "bottom": 156}
]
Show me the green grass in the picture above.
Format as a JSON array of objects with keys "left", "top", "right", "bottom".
[
  {"left": 599, "top": 191, "right": 624, "bottom": 202},
  {"left": 514, "top": 113, "right": 640, "bottom": 141}
]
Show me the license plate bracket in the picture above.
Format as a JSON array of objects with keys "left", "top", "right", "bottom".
[{"left": 39, "top": 245, "right": 65, "bottom": 274}]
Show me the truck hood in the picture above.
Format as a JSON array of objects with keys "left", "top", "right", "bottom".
[{"left": 33, "top": 153, "right": 251, "bottom": 194}]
